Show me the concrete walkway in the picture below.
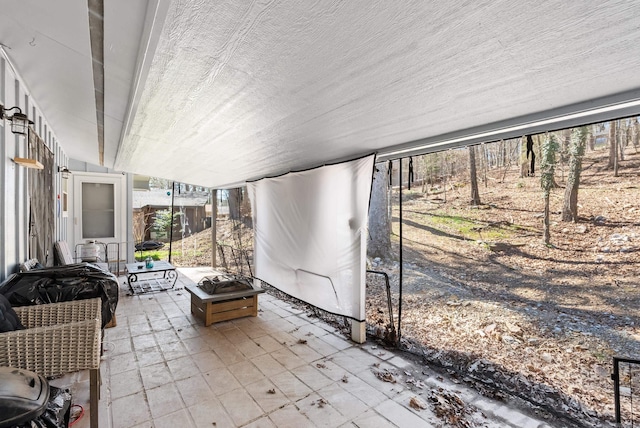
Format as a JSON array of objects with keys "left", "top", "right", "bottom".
[{"left": 69, "top": 267, "right": 554, "bottom": 427}]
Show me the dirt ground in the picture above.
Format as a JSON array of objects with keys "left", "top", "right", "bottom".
[
  {"left": 172, "top": 147, "right": 640, "bottom": 427},
  {"left": 366, "top": 147, "right": 640, "bottom": 427}
]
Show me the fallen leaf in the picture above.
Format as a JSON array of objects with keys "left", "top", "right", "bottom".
[{"left": 409, "top": 396, "right": 428, "bottom": 410}]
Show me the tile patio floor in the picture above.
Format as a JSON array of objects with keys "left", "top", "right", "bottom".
[{"left": 67, "top": 267, "right": 554, "bottom": 428}]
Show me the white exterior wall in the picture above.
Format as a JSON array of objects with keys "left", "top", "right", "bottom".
[{"left": 0, "top": 55, "right": 69, "bottom": 280}]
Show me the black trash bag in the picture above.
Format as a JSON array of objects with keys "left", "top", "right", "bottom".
[
  {"left": 12, "top": 385, "right": 71, "bottom": 428},
  {"left": 0, "top": 263, "right": 118, "bottom": 328}
]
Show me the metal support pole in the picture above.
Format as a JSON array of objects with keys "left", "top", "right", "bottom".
[
  {"left": 168, "top": 181, "right": 175, "bottom": 263},
  {"left": 612, "top": 357, "right": 621, "bottom": 425},
  {"left": 398, "top": 158, "right": 403, "bottom": 345},
  {"left": 211, "top": 189, "right": 217, "bottom": 268}
]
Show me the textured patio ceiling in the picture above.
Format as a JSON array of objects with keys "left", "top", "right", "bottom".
[{"left": 2, "top": 1, "right": 640, "bottom": 188}]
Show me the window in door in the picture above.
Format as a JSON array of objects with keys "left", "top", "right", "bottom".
[{"left": 81, "top": 182, "right": 115, "bottom": 239}]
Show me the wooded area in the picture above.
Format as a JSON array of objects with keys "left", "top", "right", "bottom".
[{"left": 365, "top": 118, "right": 640, "bottom": 427}]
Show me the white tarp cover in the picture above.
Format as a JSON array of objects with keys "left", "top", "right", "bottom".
[{"left": 248, "top": 154, "right": 375, "bottom": 321}]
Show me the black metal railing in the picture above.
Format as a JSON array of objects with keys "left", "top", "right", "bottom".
[
  {"left": 216, "top": 243, "right": 253, "bottom": 277},
  {"left": 613, "top": 356, "right": 640, "bottom": 426},
  {"left": 366, "top": 270, "right": 397, "bottom": 345}
]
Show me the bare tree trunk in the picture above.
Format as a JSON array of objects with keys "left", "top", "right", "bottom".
[
  {"left": 613, "top": 121, "right": 619, "bottom": 177},
  {"left": 587, "top": 127, "right": 595, "bottom": 152},
  {"left": 632, "top": 118, "right": 639, "bottom": 154},
  {"left": 520, "top": 136, "right": 528, "bottom": 178},
  {"left": 211, "top": 189, "right": 217, "bottom": 267},
  {"left": 481, "top": 143, "right": 488, "bottom": 187},
  {"left": 368, "top": 163, "right": 392, "bottom": 259},
  {"left": 618, "top": 120, "right": 626, "bottom": 161},
  {"left": 561, "top": 127, "right": 587, "bottom": 222},
  {"left": 469, "top": 146, "right": 481, "bottom": 205},
  {"left": 543, "top": 195, "right": 551, "bottom": 245},
  {"left": 541, "top": 134, "right": 558, "bottom": 245},
  {"left": 228, "top": 188, "right": 242, "bottom": 220},
  {"left": 608, "top": 120, "right": 617, "bottom": 169},
  {"left": 442, "top": 154, "right": 447, "bottom": 203}
]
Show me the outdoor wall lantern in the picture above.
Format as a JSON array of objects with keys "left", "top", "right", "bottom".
[
  {"left": 58, "top": 166, "right": 71, "bottom": 179},
  {"left": 0, "top": 104, "right": 33, "bottom": 135}
]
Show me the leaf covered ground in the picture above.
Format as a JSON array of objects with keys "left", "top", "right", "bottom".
[{"left": 366, "top": 147, "right": 640, "bottom": 427}]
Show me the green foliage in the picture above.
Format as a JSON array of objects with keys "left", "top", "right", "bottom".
[
  {"left": 134, "top": 249, "right": 183, "bottom": 261},
  {"left": 135, "top": 250, "right": 165, "bottom": 261},
  {"left": 425, "top": 212, "right": 522, "bottom": 240},
  {"left": 152, "top": 209, "right": 184, "bottom": 236},
  {"left": 540, "top": 134, "right": 559, "bottom": 197}
]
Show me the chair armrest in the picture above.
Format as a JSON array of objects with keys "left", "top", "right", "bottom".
[
  {"left": 0, "top": 298, "right": 102, "bottom": 378},
  {"left": 14, "top": 298, "right": 102, "bottom": 329}
]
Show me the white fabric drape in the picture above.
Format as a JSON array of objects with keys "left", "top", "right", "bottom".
[{"left": 248, "top": 155, "right": 375, "bottom": 320}]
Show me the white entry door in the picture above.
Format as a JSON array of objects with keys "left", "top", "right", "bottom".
[{"left": 72, "top": 173, "right": 126, "bottom": 250}]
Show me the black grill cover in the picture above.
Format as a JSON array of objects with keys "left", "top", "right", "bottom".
[{"left": 0, "top": 263, "right": 118, "bottom": 328}]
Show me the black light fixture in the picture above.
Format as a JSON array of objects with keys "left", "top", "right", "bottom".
[
  {"left": 58, "top": 166, "right": 71, "bottom": 179},
  {"left": 0, "top": 104, "right": 33, "bottom": 135}
]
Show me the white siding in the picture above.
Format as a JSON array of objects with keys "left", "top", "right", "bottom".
[{"left": 0, "top": 55, "right": 70, "bottom": 279}]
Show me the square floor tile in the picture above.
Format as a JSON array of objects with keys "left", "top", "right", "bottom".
[
  {"left": 228, "top": 360, "right": 266, "bottom": 386},
  {"left": 298, "top": 392, "right": 348, "bottom": 428},
  {"left": 111, "top": 390, "right": 151, "bottom": 427},
  {"left": 111, "top": 338, "right": 133, "bottom": 356},
  {"left": 235, "top": 338, "right": 268, "bottom": 359},
  {"left": 245, "top": 378, "right": 290, "bottom": 413},
  {"left": 291, "top": 364, "right": 333, "bottom": 391},
  {"left": 154, "top": 328, "right": 180, "bottom": 344},
  {"left": 374, "top": 399, "right": 432, "bottom": 428},
  {"left": 288, "top": 341, "right": 323, "bottom": 363},
  {"left": 213, "top": 343, "right": 246, "bottom": 365},
  {"left": 218, "top": 388, "right": 264, "bottom": 426},
  {"left": 191, "top": 349, "right": 225, "bottom": 373},
  {"left": 188, "top": 399, "right": 235, "bottom": 427},
  {"left": 319, "top": 333, "right": 353, "bottom": 351},
  {"left": 167, "top": 356, "right": 200, "bottom": 381},
  {"left": 177, "top": 327, "right": 206, "bottom": 347},
  {"left": 253, "top": 335, "right": 285, "bottom": 353},
  {"left": 269, "top": 371, "right": 313, "bottom": 402},
  {"left": 268, "top": 403, "right": 314, "bottom": 428},
  {"left": 136, "top": 345, "right": 165, "bottom": 368},
  {"left": 242, "top": 416, "right": 277, "bottom": 428},
  {"left": 332, "top": 352, "right": 371, "bottom": 375},
  {"left": 176, "top": 374, "right": 216, "bottom": 407},
  {"left": 110, "top": 369, "right": 143, "bottom": 399},
  {"left": 159, "top": 340, "right": 189, "bottom": 361},
  {"left": 132, "top": 333, "right": 157, "bottom": 351},
  {"left": 139, "top": 362, "right": 173, "bottom": 390},
  {"left": 338, "top": 376, "right": 387, "bottom": 407},
  {"left": 108, "top": 352, "right": 137, "bottom": 375},
  {"left": 351, "top": 409, "right": 396, "bottom": 428},
  {"left": 252, "top": 353, "right": 287, "bottom": 377},
  {"left": 203, "top": 367, "right": 242, "bottom": 396},
  {"left": 153, "top": 409, "right": 195, "bottom": 428},
  {"left": 317, "top": 383, "right": 369, "bottom": 419},
  {"left": 130, "top": 321, "right": 153, "bottom": 337},
  {"left": 270, "top": 348, "right": 306, "bottom": 370},
  {"left": 146, "top": 382, "right": 184, "bottom": 419},
  {"left": 176, "top": 325, "right": 201, "bottom": 340}
]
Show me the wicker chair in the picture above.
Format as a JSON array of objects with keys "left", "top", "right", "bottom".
[{"left": 0, "top": 298, "right": 102, "bottom": 428}]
